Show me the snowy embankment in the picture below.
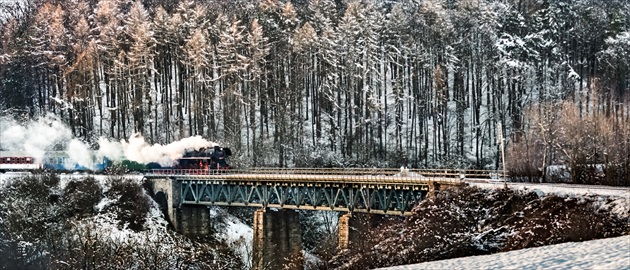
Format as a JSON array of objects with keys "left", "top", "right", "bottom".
[
  {"left": 471, "top": 180, "right": 630, "bottom": 198},
  {"left": 376, "top": 181, "right": 630, "bottom": 270},
  {"left": 379, "top": 235, "right": 630, "bottom": 270},
  {"left": 209, "top": 207, "right": 254, "bottom": 267}
]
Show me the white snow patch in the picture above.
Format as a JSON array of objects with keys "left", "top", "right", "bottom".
[
  {"left": 212, "top": 207, "right": 253, "bottom": 267},
  {"left": 379, "top": 235, "right": 630, "bottom": 270}
]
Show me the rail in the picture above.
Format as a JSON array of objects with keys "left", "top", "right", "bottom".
[{"left": 148, "top": 167, "right": 500, "bottom": 177}]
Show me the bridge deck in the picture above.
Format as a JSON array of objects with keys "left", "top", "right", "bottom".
[
  {"left": 154, "top": 174, "right": 462, "bottom": 186},
  {"left": 145, "top": 168, "right": 499, "bottom": 185}
]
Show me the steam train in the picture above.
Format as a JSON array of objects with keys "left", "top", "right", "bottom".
[{"left": 0, "top": 147, "right": 231, "bottom": 174}]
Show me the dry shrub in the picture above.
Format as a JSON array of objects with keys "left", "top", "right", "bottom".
[
  {"left": 502, "top": 195, "right": 627, "bottom": 251},
  {"left": 508, "top": 95, "right": 630, "bottom": 186}
]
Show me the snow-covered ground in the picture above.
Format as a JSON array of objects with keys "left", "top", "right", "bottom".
[
  {"left": 470, "top": 180, "right": 630, "bottom": 198},
  {"left": 0, "top": 172, "right": 145, "bottom": 188},
  {"left": 209, "top": 207, "right": 253, "bottom": 267},
  {"left": 378, "top": 235, "right": 630, "bottom": 270}
]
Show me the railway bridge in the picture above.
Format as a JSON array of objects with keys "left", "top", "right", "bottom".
[{"left": 143, "top": 168, "right": 495, "bottom": 270}]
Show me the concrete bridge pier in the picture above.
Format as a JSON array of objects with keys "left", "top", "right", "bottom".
[
  {"left": 144, "top": 177, "right": 179, "bottom": 229},
  {"left": 338, "top": 213, "right": 352, "bottom": 250},
  {"left": 177, "top": 205, "right": 211, "bottom": 235},
  {"left": 252, "top": 208, "right": 302, "bottom": 270},
  {"left": 145, "top": 177, "right": 214, "bottom": 236},
  {"left": 338, "top": 213, "right": 400, "bottom": 250},
  {"left": 429, "top": 181, "right": 441, "bottom": 198}
]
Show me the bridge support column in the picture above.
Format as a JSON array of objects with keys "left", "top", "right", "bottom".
[
  {"left": 144, "top": 177, "right": 180, "bottom": 229},
  {"left": 252, "top": 208, "right": 302, "bottom": 270},
  {"left": 337, "top": 213, "right": 395, "bottom": 251},
  {"left": 338, "top": 213, "right": 351, "bottom": 250},
  {"left": 429, "top": 181, "right": 441, "bottom": 198},
  {"left": 177, "top": 205, "right": 211, "bottom": 236},
  {"left": 145, "top": 178, "right": 212, "bottom": 236}
]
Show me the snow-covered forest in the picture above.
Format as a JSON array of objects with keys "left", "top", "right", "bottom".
[{"left": 0, "top": 0, "right": 629, "bottom": 174}]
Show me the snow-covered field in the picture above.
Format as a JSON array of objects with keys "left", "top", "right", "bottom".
[{"left": 379, "top": 235, "right": 630, "bottom": 270}]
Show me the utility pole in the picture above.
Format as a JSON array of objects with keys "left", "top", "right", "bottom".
[{"left": 497, "top": 122, "right": 507, "bottom": 189}]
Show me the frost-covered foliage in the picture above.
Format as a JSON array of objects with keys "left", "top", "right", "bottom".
[
  {"left": 2, "top": 0, "right": 628, "bottom": 170},
  {"left": 327, "top": 186, "right": 629, "bottom": 270},
  {"left": 0, "top": 174, "right": 243, "bottom": 270}
]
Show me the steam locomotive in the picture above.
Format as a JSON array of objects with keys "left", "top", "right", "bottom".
[
  {"left": 149, "top": 146, "right": 233, "bottom": 174},
  {"left": 0, "top": 147, "right": 231, "bottom": 174}
]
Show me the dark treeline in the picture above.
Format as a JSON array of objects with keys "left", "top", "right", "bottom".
[{"left": 0, "top": 0, "right": 629, "bottom": 174}]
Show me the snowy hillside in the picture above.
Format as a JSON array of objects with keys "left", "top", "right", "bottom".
[
  {"left": 327, "top": 184, "right": 629, "bottom": 270},
  {"left": 0, "top": 174, "right": 244, "bottom": 269},
  {"left": 374, "top": 182, "right": 630, "bottom": 270}
]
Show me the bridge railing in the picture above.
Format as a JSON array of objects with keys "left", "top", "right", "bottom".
[
  {"left": 145, "top": 168, "right": 502, "bottom": 185},
  {"left": 232, "top": 167, "right": 502, "bottom": 179}
]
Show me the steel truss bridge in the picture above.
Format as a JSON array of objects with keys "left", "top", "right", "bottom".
[{"left": 145, "top": 168, "right": 500, "bottom": 216}]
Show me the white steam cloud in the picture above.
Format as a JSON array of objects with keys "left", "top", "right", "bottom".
[
  {"left": 0, "top": 114, "right": 73, "bottom": 159},
  {"left": 95, "top": 133, "right": 217, "bottom": 166},
  {"left": 1, "top": 115, "right": 218, "bottom": 169}
]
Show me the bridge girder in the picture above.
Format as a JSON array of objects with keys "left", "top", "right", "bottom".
[{"left": 178, "top": 179, "right": 429, "bottom": 216}]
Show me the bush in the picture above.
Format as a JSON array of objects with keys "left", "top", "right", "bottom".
[
  {"left": 105, "top": 178, "right": 151, "bottom": 231},
  {"left": 62, "top": 177, "right": 102, "bottom": 218},
  {"left": 508, "top": 100, "right": 630, "bottom": 186},
  {"left": 0, "top": 174, "right": 64, "bottom": 269}
]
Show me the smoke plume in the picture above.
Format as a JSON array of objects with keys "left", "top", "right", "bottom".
[{"left": 0, "top": 115, "right": 218, "bottom": 169}]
